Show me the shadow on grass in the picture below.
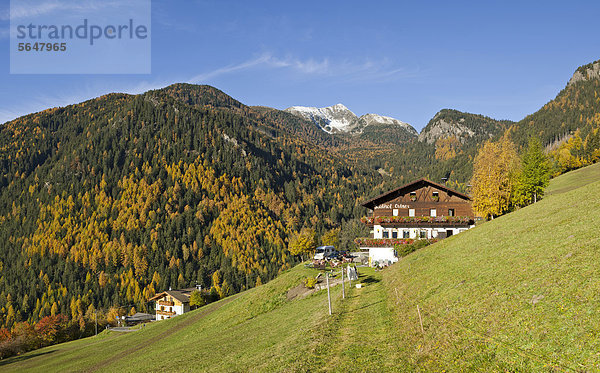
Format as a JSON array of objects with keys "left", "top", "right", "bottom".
[
  {"left": 359, "top": 275, "right": 380, "bottom": 285},
  {"left": 352, "top": 299, "right": 383, "bottom": 312},
  {"left": 337, "top": 299, "right": 384, "bottom": 316},
  {"left": 0, "top": 349, "right": 57, "bottom": 366}
]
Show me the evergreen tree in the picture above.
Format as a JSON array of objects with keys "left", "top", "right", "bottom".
[{"left": 513, "top": 138, "right": 550, "bottom": 206}]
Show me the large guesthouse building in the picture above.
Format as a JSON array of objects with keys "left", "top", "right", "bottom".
[
  {"left": 358, "top": 178, "right": 475, "bottom": 265},
  {"left": 362, "top": 178, "right": 475, "bottom": 240}
]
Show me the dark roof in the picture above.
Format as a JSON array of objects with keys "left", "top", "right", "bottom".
[
  {"left": 361, "top": 178, "right": 471, "bottom": 209},
  {"left": 125, "top": 312, "right": 155, "bottom": 322},
  {"left": 149, "top": 287, "right": 197, "bottom": 303}
]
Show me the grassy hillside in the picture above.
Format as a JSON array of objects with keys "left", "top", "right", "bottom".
[
  {"left": 546, "top": 161, "right": 600, "bottom": 196},
  {"left": 384, "top": 163, "right": 600, "bottom": 370},
  {"left": 2, "top": 264, "right": 402, "bottom": 372},
  {"left": 5, "top": 163, "right": 600, "bottom": 372}
]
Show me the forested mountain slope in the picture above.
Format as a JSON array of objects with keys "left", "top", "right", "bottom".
[
  {"left": 3, "top": 56, "right": 600, "bottom": 344},
  {"left": 418, "top": 108, "right": 512, "bottom": 145},
  {"left": 507, "top": 59, "right": 600, "bottom": 173},
  {"left": 5, "top": 163, "right": 600, "bottom": 372},
  {"left": 0, "top": 84, "right": 381, "bottom": 330}
]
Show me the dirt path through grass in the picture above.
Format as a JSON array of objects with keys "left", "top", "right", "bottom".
[{"left": 309, "top": 268, "right": 406, "bottom": 372}]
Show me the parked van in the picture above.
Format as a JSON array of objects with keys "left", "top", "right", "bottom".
[{"left": 314, "top": 245, "right": 336, "bottom": 260}]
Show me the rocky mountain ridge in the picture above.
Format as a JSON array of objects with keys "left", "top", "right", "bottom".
[
  {"left": 417, "top": 109, "right": 512, "bottom": 145},
  {"left": 284, "top": 103, "right": 510, "bottom": 146},
  {"left": 567, "top": 59, "right": 600, "bottom": 87}
]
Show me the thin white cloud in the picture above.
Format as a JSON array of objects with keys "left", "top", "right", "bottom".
[
  {"left": 0, "top": 90, "right": 96, "bottom": 124},
  {"left": 10, "top": 2, "right": 62, "bottom": 19},
  {"left": 334, "top": 58, "right": 424, "bottom": 83},
  {"left": 9, "top": 0, "right": 137, "bottom": 20},
  {"left": 270, "top": 55, "right": 330, "bottom": 74},
  {"left": 188, "top": 52, "right": 422, "bottom": 84},
  {"left": 188, "top": 54, "right": 274, "bottom": 83},
  {"left": 1, "top": 1, "right": 143, "bottom": 39},
  {"left": 188, "top": 53, "right": 334, "bottom": 84}
]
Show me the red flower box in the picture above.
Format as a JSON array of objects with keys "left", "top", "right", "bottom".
[{"left": 361, "top": 216, "right": 472, "bottom": 225}]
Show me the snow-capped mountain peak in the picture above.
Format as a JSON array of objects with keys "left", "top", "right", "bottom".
[
  {"left": 285, "top": 104, "right": 358, "bottom": 133},
  {"left": 284, "top": 104, "right": 418, "bottom": 138},
  {"left": 331, "top": 103, "right": 349, "bottom": 111},
  {"left": 358, "top": 114, "right": 418, "bottom": 135}
]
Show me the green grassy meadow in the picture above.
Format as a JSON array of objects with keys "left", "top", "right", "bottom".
[
  {"left": 2, "top": 264, "right": 400, "bottom": 372},
  {"left": 3, "top": 163, "right": 600, "bottom": 372},
  {"left": 385, "top": 163, "right": 600, "bottom": 370},
  {"left": 546, "top": 161, "right": 600, "bottom": 196}
]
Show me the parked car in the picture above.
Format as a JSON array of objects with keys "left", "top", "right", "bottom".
[
  {"left": 324, "top": 251, "right": 340, "bottom": 260},
  {"left": 314, "top": 245, "right": 336, "bottom": 260}
]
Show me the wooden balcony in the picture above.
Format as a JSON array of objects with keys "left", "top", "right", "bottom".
[
  {"left": 156, "top": 309, "right": 176, "bottom": 316},
  {"left": 361, "top": 216, "right": 473, "bottom": 227},
  {"left": 157, "top": 300, "right": 174, "bottom": 306}
]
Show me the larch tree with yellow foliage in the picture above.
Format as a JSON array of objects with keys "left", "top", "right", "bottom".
[
  {"left": 321, "top": 227, "right": 340, "bottom": 248},
  {"left": 470, "top": 136, "right": 521, "bottom": 219},
  {"left": 287, "top": 228, "right": 317, "bottom": 261}
]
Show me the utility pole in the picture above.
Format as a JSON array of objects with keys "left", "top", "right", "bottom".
[
  {"left": 95, "top": 311, "right": 98, "bottom": 336},
  {"left": 326, "top": 273, "right": 332, "bottom": 315}
]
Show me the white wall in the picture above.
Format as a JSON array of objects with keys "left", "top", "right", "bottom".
[
  {"left": 364, "top": 247, "right": 398, "bottom": 266},
  {"left": 155, "top": 301, "right": 189, "bottom": 320},
  {"left": 372, "top": 225, "right": 472, "bottom": 240},
  {"left": 374, "top": 225, "right": 383, "bottom": 238},
  {"left": 174, "top": 304, "right": 185, "bottom": 315}
]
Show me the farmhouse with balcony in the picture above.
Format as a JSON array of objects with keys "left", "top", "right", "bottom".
[
  {"left": 149, "top": 287, "right": 198, "bottom": 320},
  {"left": 357, "top": 178, "right": 475, "bottom": 265}
]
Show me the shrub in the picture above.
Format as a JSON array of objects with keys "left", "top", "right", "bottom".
[
  {"left": 303, "top": 277, "right": 317, "bottom": 289},
  {"left": 355, "top": 237, "right": 414, "bottom": 247},
  {"left": 395, "top": 239, "right": 438, "bottom": 257},
  {"left": 189, "top": 290, "right": 206, "bottom": 308}
]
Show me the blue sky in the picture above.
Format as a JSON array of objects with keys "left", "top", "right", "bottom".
[{"left": 1, "top": 0, "right": 599, "bottom": 130}]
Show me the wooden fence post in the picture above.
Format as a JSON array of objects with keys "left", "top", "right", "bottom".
[
  {"left": 417, "top": 305, "right": 424, "bottom": 334},
  {"left": 326, "top": 273, "right": 332, "bottom": 315}
]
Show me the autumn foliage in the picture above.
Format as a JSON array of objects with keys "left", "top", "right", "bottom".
[{"left": 471, "top": 136, "right": 520, "bottom": 219}]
